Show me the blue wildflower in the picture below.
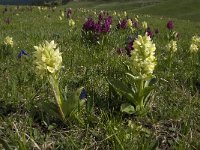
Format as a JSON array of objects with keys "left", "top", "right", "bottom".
[
  {"left": 80, "top": 88, "right": 87, "bottom": 100},
  {"left": 18, "top": 50, "right": 28, "bottom": 59}
]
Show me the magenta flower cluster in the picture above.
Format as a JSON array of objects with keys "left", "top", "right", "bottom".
[
  {"left": 117, "top": 18, "right": 138, "bottom": 29},
  {"left": 146, "top": 27, "right": 153, "bottom": 38},
  {"left": 117, "top": 19, "right": 127, "bottom": 29},
  {"left": 125, "top": 36, "right": 135, "bottom": 56},
  {"left": 82, "top": 13, "right": 112, "bottom": 34},
  {"left": 166, "top": 20, "right": 179, "bottom": 40},
  {"left": 167, "top": 20, "right": 174, "bottom": 30},
  {"left": 117, "top": 35, "right": 138, "bottom": 57}
]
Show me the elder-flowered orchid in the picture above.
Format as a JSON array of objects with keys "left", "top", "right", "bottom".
[
  {"left": 4, "top": 36, "right": 13, "bottom": 47},
  {"left": 131, "top": 33, "right": 156, "bottom": 79},
  {"left": 33, "top": 40, "right": 62, "bottom": 77}
]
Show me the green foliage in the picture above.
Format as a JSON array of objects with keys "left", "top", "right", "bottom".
[
  {"left": 32, "top": 0, "right": 63, "bottom": 6},
  {"left": 0, "top": 1, "right": 200, "bottom": 149},
  {"left": 108, "top": 68, "right": 156, "bottom": 115},
  {"left": 133, "top": 0, "right": 200, "bottom": 22},
  {"left": 0, "top": 138, "right": 12, "bottom": 150}
]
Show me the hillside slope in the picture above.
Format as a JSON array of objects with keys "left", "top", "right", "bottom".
[{"left": 133, "top": 0, "right": 200, "bottom": 22}]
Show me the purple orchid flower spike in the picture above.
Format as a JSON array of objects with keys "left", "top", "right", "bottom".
[{"left": 167, "top": 20, "right": 174, "bottom": 30}]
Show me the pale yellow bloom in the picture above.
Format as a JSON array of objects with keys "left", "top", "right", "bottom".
[
  {"left": 59, "top": 16, "right": 63, "bottom": 21},
  {"left": 131, "top": 34, "right": 156, "bottom": 79},
  {"left": 142, "top": 21, "right": 147, "bottom": 29},
  {"left": 166, "top": 40, "right": 177, "bottom": 52},
  {"left": 33, "top": 40, "right": 62, "bottom": 77},
  {"left": 189, "top": 35, "right": 200, "bottom": 53},
  {"left": 113, "top": 11, "right": 117, "bottom": 16},
  {"left": 190, "top": 43, "right": 198, "bottom": 53},
  {"left": 61, "top": 11, "right": 64, "bottom": 17},
  {"left": 127, "top": 19, "right": 132, "bottom": 28},
  {"left": 135, "top": 17, "right": 138, "bottom": 22},
  {"left": 192, "top": 36, "right": 200, "bottom": 44},
  {"left": 69, "top": 19, "right": 75, "bottom": 27},
  {"left": 4, "top": 36, "right": 14, "bottom": 47},
  {"left": 124, "top": 11, "right": 127, "bottom": 17},
  {"left": 42, "top": 7, "right": 47, "bottom": 10}
]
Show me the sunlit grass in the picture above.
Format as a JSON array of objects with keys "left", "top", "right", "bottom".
[{"left": 0, "top": 1, "right": 200, "bottom": 149}]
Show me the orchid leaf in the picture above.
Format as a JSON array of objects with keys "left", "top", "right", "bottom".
[
  {"left": 62, "top": 87, "right": 84, "bottom": 117},
  {"left": 107, "top": 78, "right": 135, "bottom": 104},
  {"left": 42, "top": 101, "right": 60, "bottom": 118},
  {"left": 143, "top": 86, "right": 155, "bottom": 105},
  {"left": 120, "top": 103, "right": 135, "bottom": 114}
]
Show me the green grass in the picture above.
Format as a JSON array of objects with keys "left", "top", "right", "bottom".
[
  {"left": 65, "top": 0, "right": 161, "bottom": 11},
  {"left": 133, "top": 0, "right": 200, "bottom": 22},
  {"left": 0, "top": 1, "right": 200, "bottom": 149},
  {"left": 66, "top": 0, "right": 200, "bottom": 22}
]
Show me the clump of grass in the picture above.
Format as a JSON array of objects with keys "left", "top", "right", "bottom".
[{"left": 0, "top": 3, "right": 200, "bottom": 149}]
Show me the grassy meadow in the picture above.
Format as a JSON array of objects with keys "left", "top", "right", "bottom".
[{"left": 0, "top": 0, "right": 200, "bottom": 149}]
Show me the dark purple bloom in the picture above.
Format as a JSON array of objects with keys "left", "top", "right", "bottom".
[
  {"left": 83, "top": 15, "right": 112, "bottom": 34},
  {"left": 146, "top": 27, "right": 153, "bottom": 38},
  {"left": 106, "top": 16, "right": 112, "bottom": 24},
  {"left": 82, "top": 18, "right": 95, "bottom": 32},
  {"left": 66, "top": 8, "right": 72, "bottom": 18},
  {"left": 120, "top": 19, "right": 127, "bottom": 29},
  {"left": 18, "top": 50, "right": 28, "bottom": 59},
  {"left": 116, "top": 48, "right": 126, "bottom": 55},
  {"left": 101, "top": 23, "right": 110, "bottom": 33},
  {"left": 80, "top": 88, "right": 87, "bottom": 100},
  {"left": 133, "top": 21, "right": 138, "bottom": 28},
  {"left": 167, "top": 20, "right": 174, "bottom": 30},
  {"left": 82, "top": 14, "right": 112, "bottom": 43},
  {"left": 98, "top": 13, "right": 103, "bottom": 21},
  {"left": 101, "top": 17, "right": 112, "bottom": 33},
  {"left": 125, "top": 36, "right": 134, "bottom": 57},
  {"left": 94, "top": 22, "right": 101, "bottom": 33},
  {"left": 127, "top": 36, "right": 132, "bottom": 41},
  {"left": 155, "top": 28, "right": 159, "bottom": 34},
  {"left": 117, "top": 19, "right": 127, "bottom": 29}
]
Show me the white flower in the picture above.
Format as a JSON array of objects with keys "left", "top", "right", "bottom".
[
  {"left": 189, "top": 35, "right": 200, "bottom": 53},
  {"left": 33, "top": 40, "right": 62, "bottom": 77},
  {"left": 127, "top": 19, "right": 132, "bottom": 28},
  {"left": 142, "top": 21, "right": 147, "bottom": 29},
  {"left": 131, "top": 34, "right": 156, "bottom": 79},
  {"left": 61, "top": 11, "right": 64, "bottom": 17},
  {"left": 166, "top": 40, "right": 177, "bottom": 52},
  {"left": 190, "top": 43, "right": 198, "bottom": 53},
  {"left": 4, "top": 36, "right": 14, "bottom": 47},
  {"left": 69, "top": 19, "right": 75, "bottom": 27},
  {"left": 124, "top": 11, "right": 127, "bottom": 17},
  {"left": 59, "top": 16, "right": 63, "bottom": 21}
]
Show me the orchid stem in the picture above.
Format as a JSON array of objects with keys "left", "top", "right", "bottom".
[{"left": 49, "top": 75, "right": 66, "bottom": 122}]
